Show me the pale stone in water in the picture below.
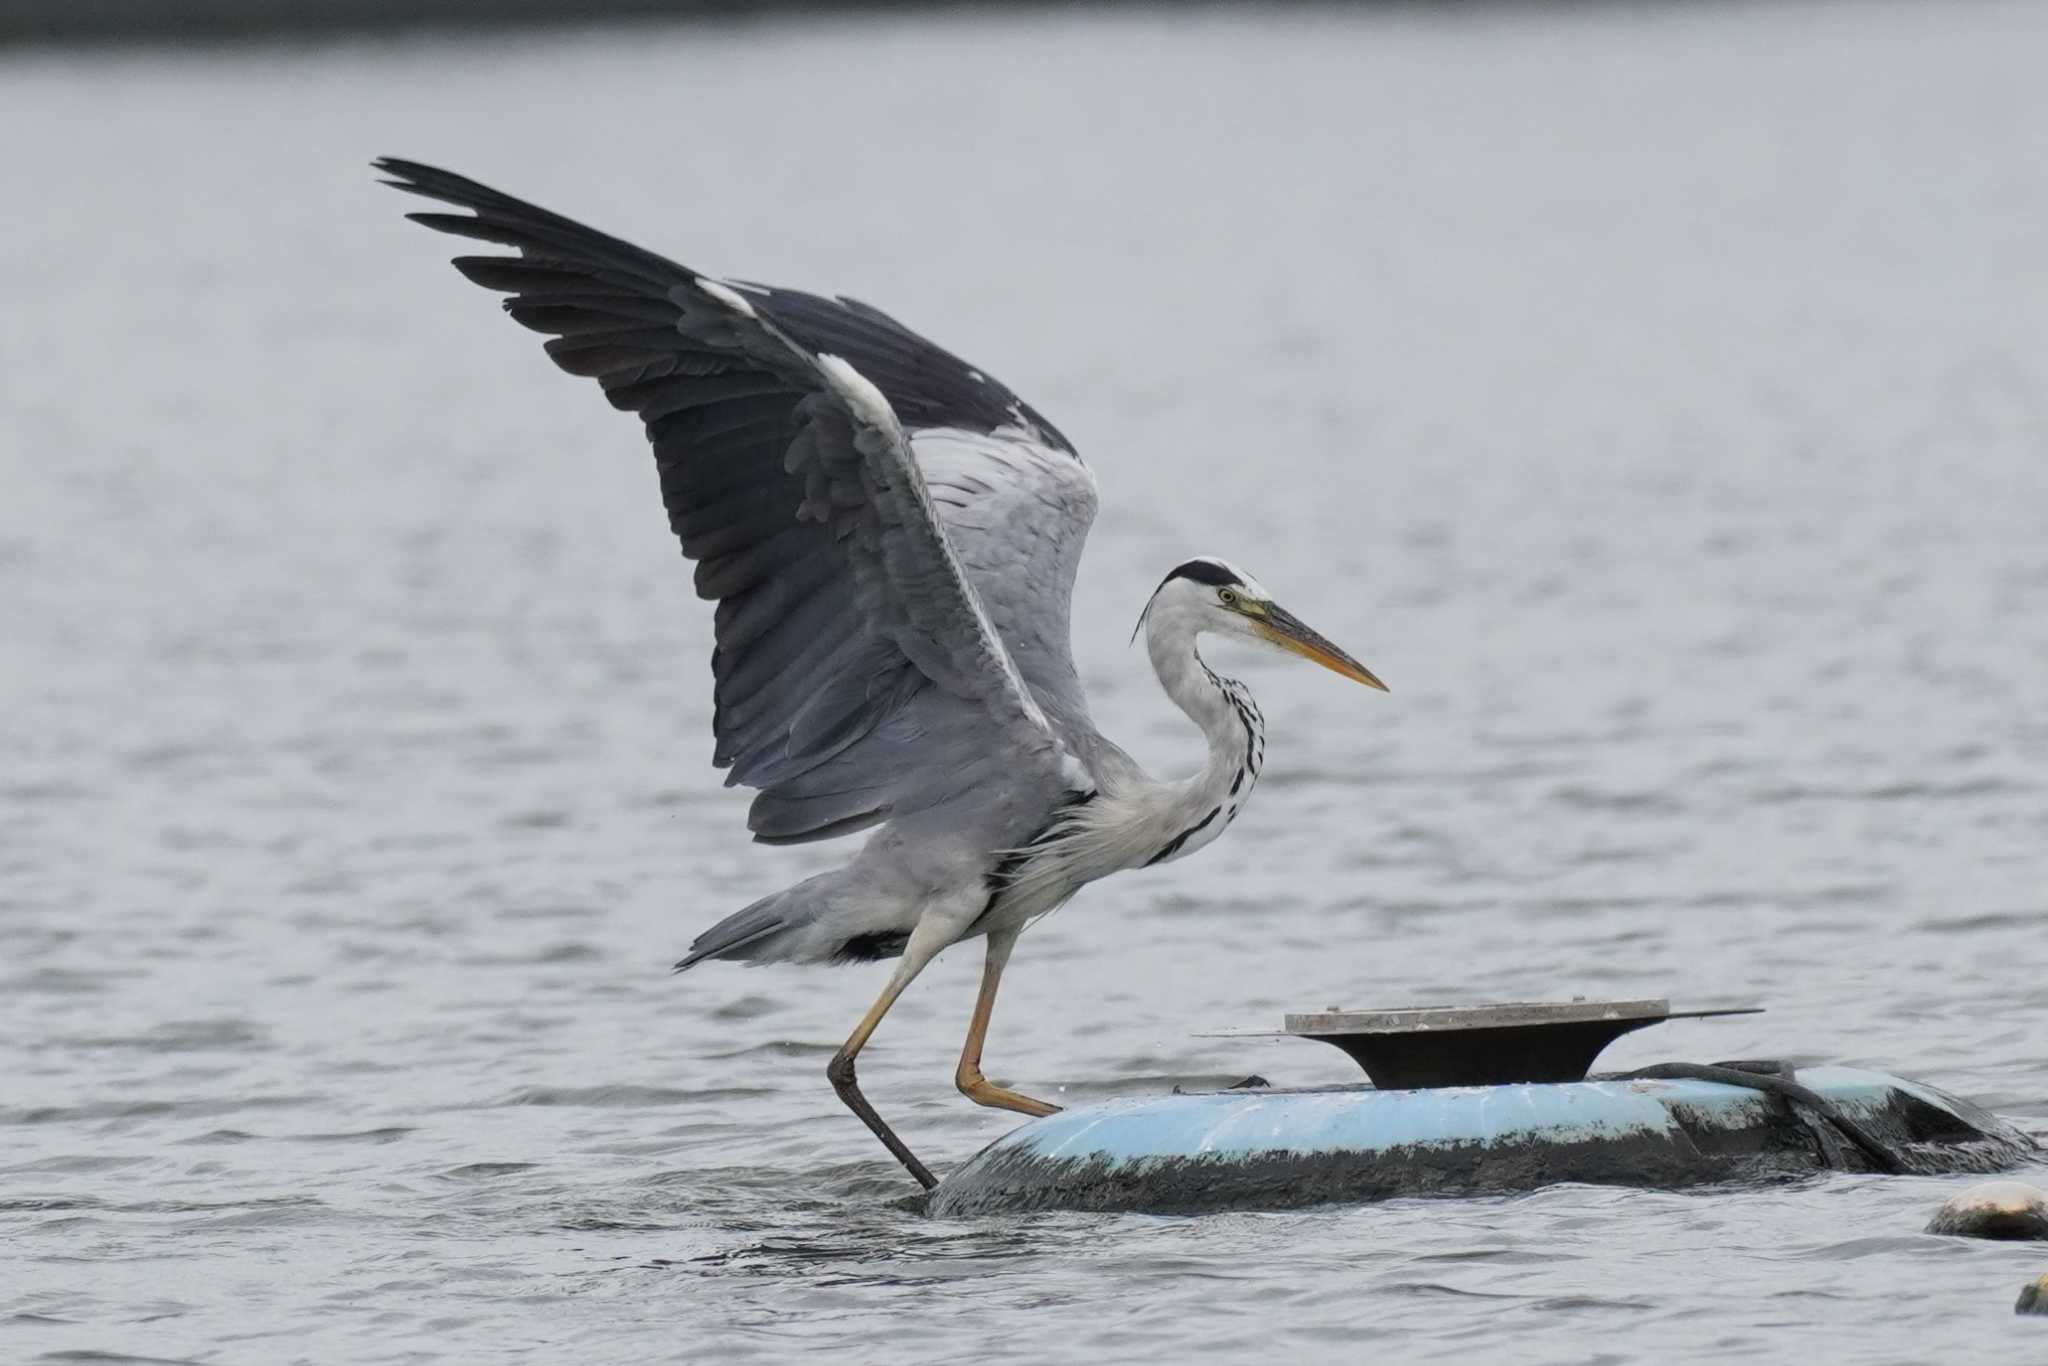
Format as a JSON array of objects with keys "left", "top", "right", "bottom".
[
  {"left": 1926, "top": 1181, "right": 2048, "bottom": 1241},
  {"left": 2017, "top": 1274, "right": 2048, "bottom": 1316}
]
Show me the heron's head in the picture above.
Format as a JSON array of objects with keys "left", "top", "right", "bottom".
[{"left": 1136, "top": 557, "right": 1387, "bottom": 690}]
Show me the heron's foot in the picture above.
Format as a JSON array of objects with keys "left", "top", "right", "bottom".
[
  {"left": 956, "top": 1064, "right": 1061, "bottom": 1118},
  {"left": 827, "top": 1051, "right": 937, "bottom": 1190}
]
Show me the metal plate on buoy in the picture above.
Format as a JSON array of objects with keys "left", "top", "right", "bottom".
[{"left": 1279, "top": 999, "right": 1764, "bottom": 1089}]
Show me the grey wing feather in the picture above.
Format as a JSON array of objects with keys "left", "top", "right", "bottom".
[
  {"left": 377, "top": 159, "right": 1075, "bottom": 841},
  {"left": 911, "top": 429, "right": 1102, "bottom": 757},
  {"left": 738, "top": 287, "right": 1105, "bottom": 758}
]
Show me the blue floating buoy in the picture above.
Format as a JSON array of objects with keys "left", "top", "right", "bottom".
[{"left": 928, "top": 1067, "right": 2041, "bottom": 1218}]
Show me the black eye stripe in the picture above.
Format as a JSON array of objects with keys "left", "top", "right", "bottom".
[{"left": 1154, "top": 559, "right": 1243, "bottom": 596}]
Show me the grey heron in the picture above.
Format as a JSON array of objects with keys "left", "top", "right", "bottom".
[{"left": 377, "top": 159, "right": 1387, "bottom": 1190}]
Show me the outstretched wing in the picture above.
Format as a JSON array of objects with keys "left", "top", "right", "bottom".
[
  {"left": 721, "top": 287, "right": 1102, "bottom": 752},
  {"left": 378, "top": 158, "right": 1082, "bottom": 842}
]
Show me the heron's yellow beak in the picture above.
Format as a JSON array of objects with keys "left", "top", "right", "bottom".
[{"left": 1250, "top": 604, "right": 1388, "bottom": 691}]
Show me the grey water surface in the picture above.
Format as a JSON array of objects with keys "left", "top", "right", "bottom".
[{"left": 4, "top": 2, "right": 2047, "bottom": 1362}]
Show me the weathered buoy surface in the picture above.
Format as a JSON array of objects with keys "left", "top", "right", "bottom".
[
  {"left": 1927, "top": 1180, "right": 2048, "bottom": 1241},
  {"left": 928, "top": 1067, "right": 2039, "bottom": 1217}
]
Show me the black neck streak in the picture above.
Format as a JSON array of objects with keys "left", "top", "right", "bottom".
[{"left": 1147, "top": 663, "right": 1262, "bottom": 869}]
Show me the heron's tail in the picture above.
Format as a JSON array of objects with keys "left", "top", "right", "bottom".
[{"left": 674, "top": 870, "right": 912, "bottom": 970}]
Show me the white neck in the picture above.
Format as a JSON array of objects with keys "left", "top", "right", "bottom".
[
  {"left": 1134, "top": 605, "right": 1265, "bottom": 866},
  {"left": 991, "top": 598, "right": 1268, "bottom": 916}
]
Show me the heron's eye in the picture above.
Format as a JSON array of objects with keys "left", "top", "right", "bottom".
[{"left": 1218, "top": 588, "right": 1239, "bottom": 608}]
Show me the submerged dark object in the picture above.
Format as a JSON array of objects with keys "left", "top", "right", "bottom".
[
  {"left": 1282, "top": 999, "right": 1762, "bottom": 1089},
  {"left": 927, "top": 1000, "right": 2040, "bottom": 1217},
  {"left": 2019, "top": 1273, "right": 2048, "bottom": 1316}
]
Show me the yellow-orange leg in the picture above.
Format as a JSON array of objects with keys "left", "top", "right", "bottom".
[
  {"left": 955, "top": 929, "right": 1060, "bottom": 1118},
  {"left": 826, "top": 917, "right": 952, "bottom": 1190}
]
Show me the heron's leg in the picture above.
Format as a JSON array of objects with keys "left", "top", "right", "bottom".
[
  {"left": 954, "top": 928, "right": 1061, "bottom": 1118},
  {"left": 826, "top": 915, "right": 954, "bottom": 1191}
]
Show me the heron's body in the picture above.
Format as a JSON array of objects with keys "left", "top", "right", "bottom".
[
  {"left": 380, "top": 159, "right": 1384, "bottom": 1188},
  {"left": 681, "top": 550, "right": 1271, "bottom": 969}
]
